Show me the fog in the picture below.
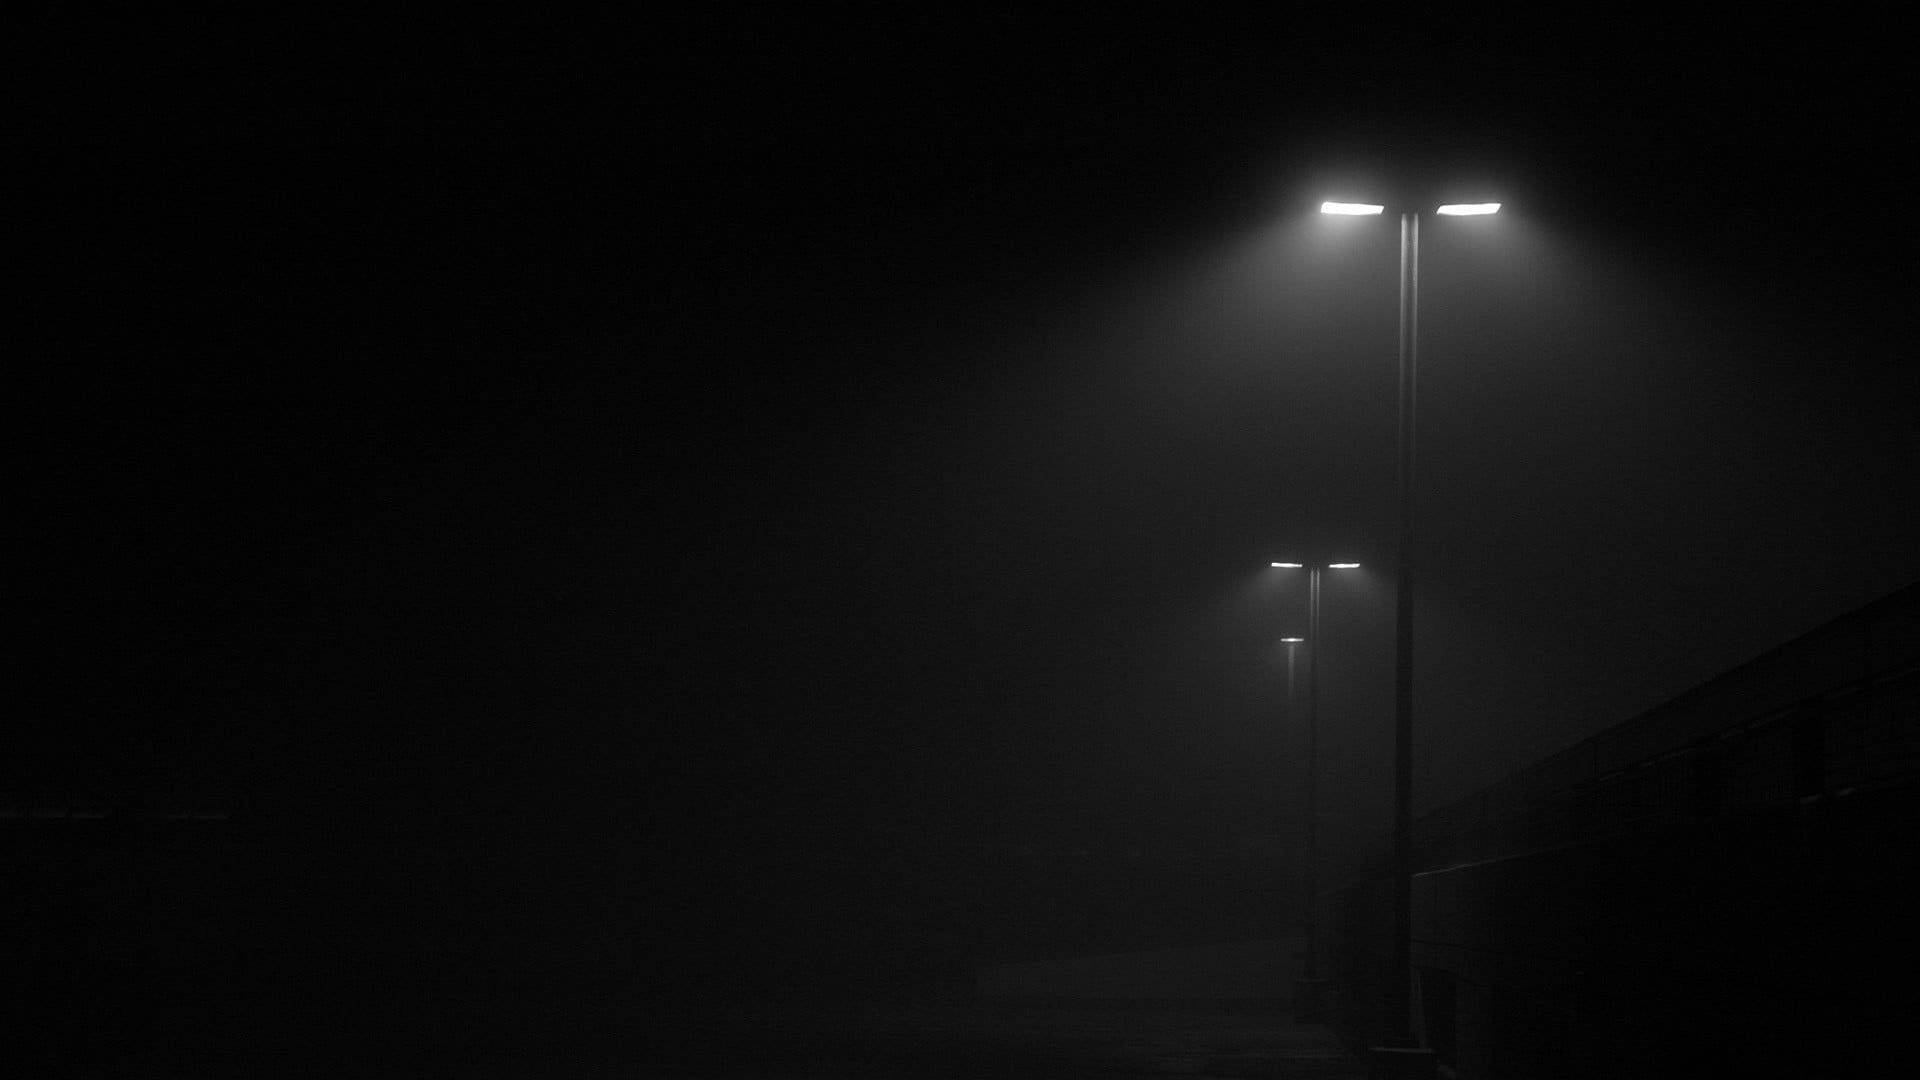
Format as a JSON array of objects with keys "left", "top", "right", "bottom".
[{"left": 11, "top": 8, "right": 1916, "bottom": 1073}]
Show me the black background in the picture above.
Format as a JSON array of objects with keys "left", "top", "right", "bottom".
[{"left": 14, "top": 8, "right": 1917, "bottom": 1000}]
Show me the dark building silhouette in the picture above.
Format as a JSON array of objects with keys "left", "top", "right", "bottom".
[{"left": 1329, "top": 581, "right": 1919, "bottom": 1077}]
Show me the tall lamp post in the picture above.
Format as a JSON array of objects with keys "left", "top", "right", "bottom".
[
  {"left": 1270, "top": 560, "right": 1360, "bottom": 1018},
  {"left": 1321, "top": 198, "right": 1498, "bottom": 1073}
]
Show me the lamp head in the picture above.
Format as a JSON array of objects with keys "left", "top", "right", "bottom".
[{"left": 1322, "top": 200, "right": 1502, "bottom": 216}]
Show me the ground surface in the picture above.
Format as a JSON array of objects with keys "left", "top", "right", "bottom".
[
  {"left": 644, "top": 998, "right": 1368, "bottom": 1079},
  {"left": 26, "top": 976, "right": 1372, "bottom": 1078}
]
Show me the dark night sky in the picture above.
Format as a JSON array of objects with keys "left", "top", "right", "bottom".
[{"left": 15, "top": 10, "right": 1918, "bottom": 978}]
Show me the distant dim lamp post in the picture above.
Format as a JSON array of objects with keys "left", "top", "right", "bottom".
[
  {"left": 1320, "top": 198, "right": 1500, "bottom": 1075},
  {"left": 1269, "top": 560, "right": 1359, "bottom": 1018},
  {"left": 1280, "top": 636, "right": 1305, "bottom": 718}
]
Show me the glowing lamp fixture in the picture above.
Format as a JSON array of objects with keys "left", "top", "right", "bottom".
[
  {"left": 1435, "top": 203, "right": 1501, "bottom": 216},
  {"left": 1328, "top": 562, "right": 1362, "bottom": 569},
  {"left": 1321, "top": 201, "right": 1387, "bottom": 215},
  {"left": 1271, "top": 562, "right": 1304, "bottom": 568},
  {"left": 1281, "top": 637, "right": 1306, "bottom": 643}
]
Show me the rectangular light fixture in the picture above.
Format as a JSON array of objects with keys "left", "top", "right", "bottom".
[
  {"left": 1271, "top": 562, "right": 1304, "bottom": 568},
  {"left": 1321, "top": 201, "right": 1386, "bottom": 215},
  {"left": 1435, "top": 203, "right": 1501, "bottom": 215},
  {"left": 1328, "top": 562, "right": 1362, "bottom": 569}
]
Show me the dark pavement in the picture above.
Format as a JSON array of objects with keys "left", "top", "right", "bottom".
[
  {"left": 645, "top": 998, "right": 1369, "bottom": 1079},
  {"left": 25, "top": 974, "right": 1371, "bottom": 1077}
]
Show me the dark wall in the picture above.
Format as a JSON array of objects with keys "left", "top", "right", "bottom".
[
  {"left": 1325, "top": 585, "right": 1919, "bottom": 1077},
  {"left": 1400, "top": 782, "right": 1916, "bottom": 1078}
]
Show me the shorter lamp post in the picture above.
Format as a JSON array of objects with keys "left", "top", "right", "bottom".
[{"left": 1270, "top": 560, "right": 1360, "bottom": 1019}]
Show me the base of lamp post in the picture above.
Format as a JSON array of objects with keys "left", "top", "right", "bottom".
[{"left": 1367, "top": 1044, "right": 1436, "bottom": 1080}]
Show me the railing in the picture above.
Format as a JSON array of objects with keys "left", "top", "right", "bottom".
[{"left": 1323, "top": 583, "right": 1920, "bottom": 1075}]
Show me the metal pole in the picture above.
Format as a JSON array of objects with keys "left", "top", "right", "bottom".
[
  {"left": 1388, "top": 210, "right": 1419, "bottom": 1046},
  {"left": 1305, "top": 568, "right": 1321, "bottom": 980}
]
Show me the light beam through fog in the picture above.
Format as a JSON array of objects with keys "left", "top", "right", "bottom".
[{"left": 923, "top": 185, "right": 1919, "bottom": 829}]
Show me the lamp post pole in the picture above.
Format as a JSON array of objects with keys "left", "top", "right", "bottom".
[
  {"left": 1306, "top": 567, "right": 1323, "bottom": 983},
  {"left": 1389, "top": 208, "right": 1419, "bottom": 1051}
]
